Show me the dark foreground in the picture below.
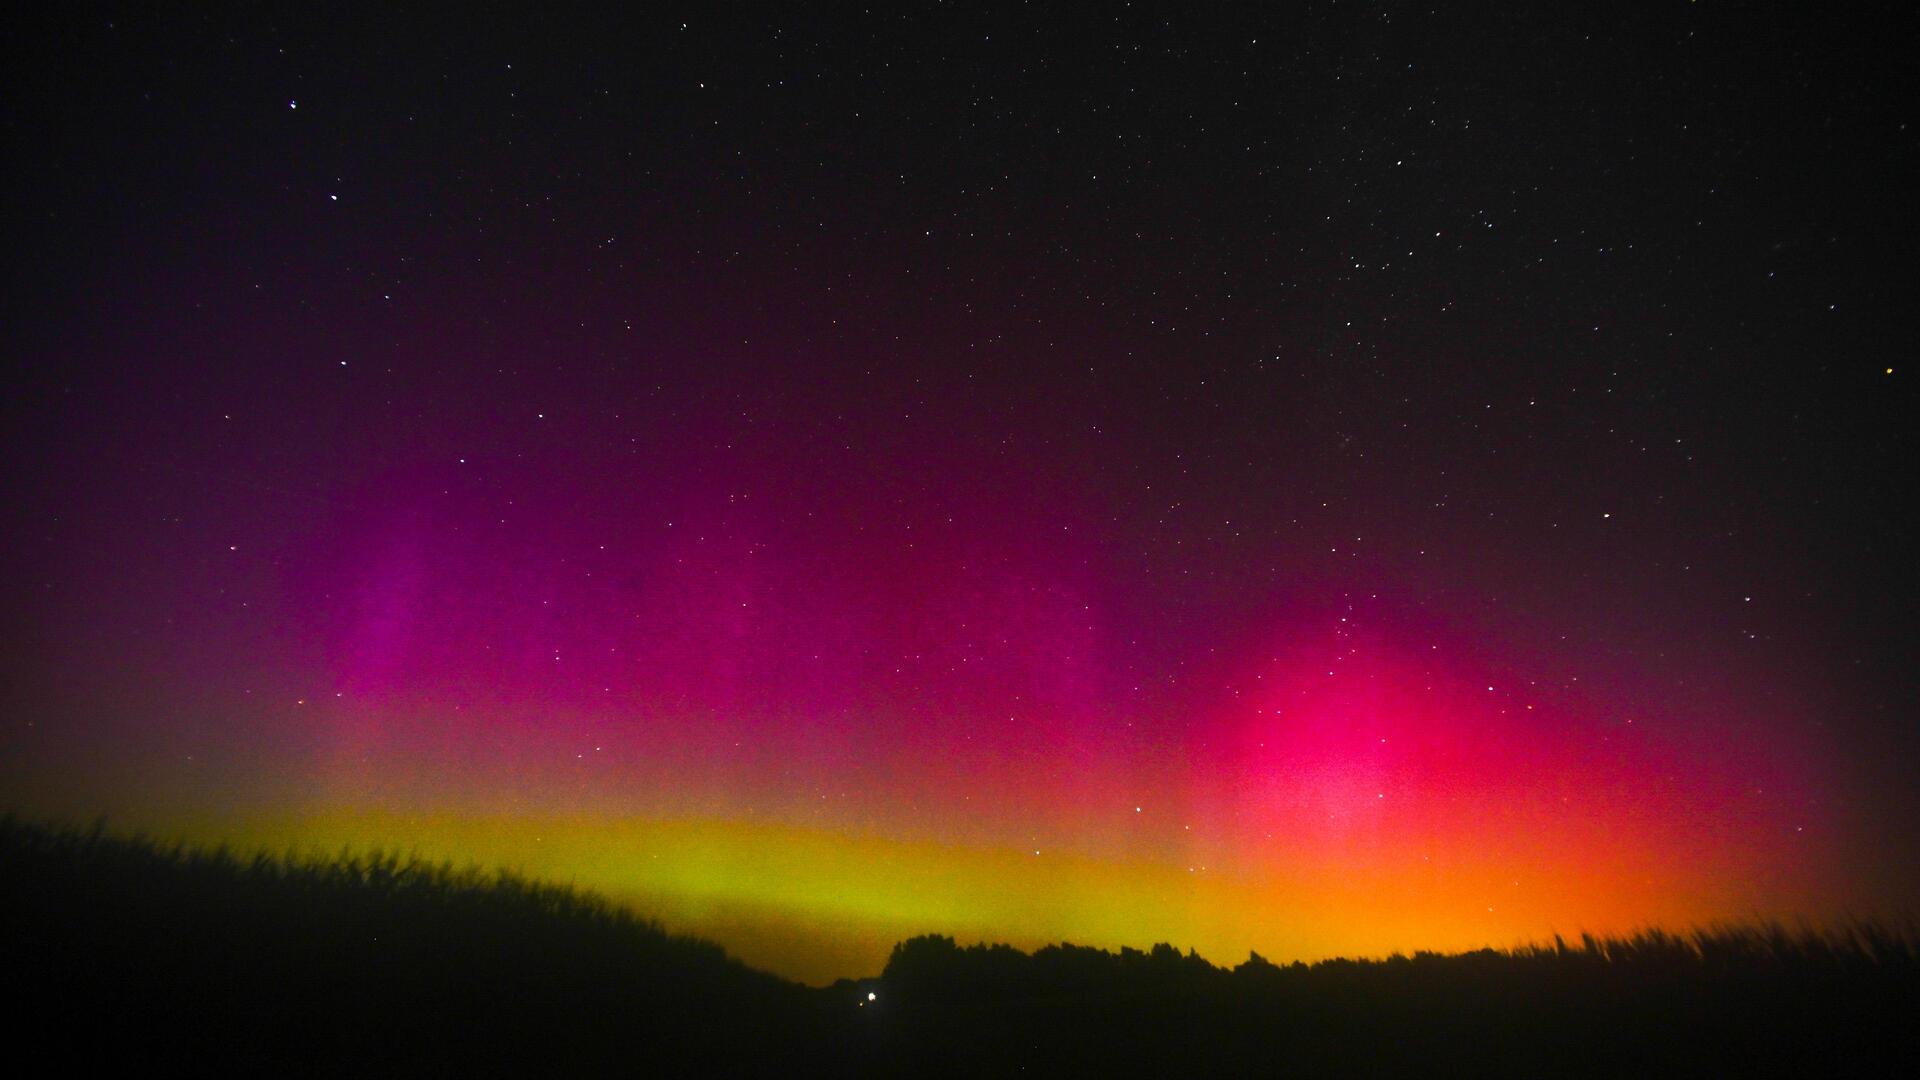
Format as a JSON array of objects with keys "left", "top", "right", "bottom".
[{"left": 5, "top": 817, "right": 1914, "bottom": 1076}]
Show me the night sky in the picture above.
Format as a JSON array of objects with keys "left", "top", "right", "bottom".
[{"left": 4, "top": 6, "right": 1915, "bottom": 984}]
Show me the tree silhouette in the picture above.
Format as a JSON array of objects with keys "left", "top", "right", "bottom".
[{"left": 7, "top": 817, "right": 1916, "bottom": 1077}]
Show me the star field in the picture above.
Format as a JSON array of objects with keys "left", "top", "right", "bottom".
[{"left": 2, "top": 6, "right": 1914, "bottom": 983}]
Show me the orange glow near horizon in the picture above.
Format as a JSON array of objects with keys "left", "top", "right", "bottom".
[
  {"left": 3, "top": 602, "right": 1859, "bottom": 986},
  {"left": 114, "top": 791, "right": 1838, "bottom": 987}
]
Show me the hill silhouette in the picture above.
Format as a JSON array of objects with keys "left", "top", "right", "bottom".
[
  {"left": 2, "top": 816, "right": 829, "bottom": 1073},
  {"left": 866, "top": 928, "right": 1917, "bottom": 1075},
  {"left": 6, "top": 816, "right": 1915, "bottom": 1075}
]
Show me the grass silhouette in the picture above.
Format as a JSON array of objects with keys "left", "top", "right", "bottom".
[
  {"left": 3, "top": 815, "right": 825, "bottom": 1073},
  {"left": 870, "top": 925, "right": 1917, "bottom": 1075},
  {"left": 6, "top": 815, "right": 1914, "bottom": 1075}
]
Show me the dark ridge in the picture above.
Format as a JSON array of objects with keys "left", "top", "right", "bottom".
[
  {"left": 863, "top": 927, "right": 1919, "bottom": 1076},
  {"left": 7, "top": 816, "right": 1915, "bottom": 1076},
  {"left": 2, "top": 815, "right": 831, "bottom": 1073}
]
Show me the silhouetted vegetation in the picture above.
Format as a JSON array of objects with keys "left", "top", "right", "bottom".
[
  {"left": 865, "top": 927, "right": 1918, "bottom": 1075},
  {"left": 2, "top": 816, "right": 829, "bottom": 1073},
  {"left": 6, "top": 816, "right": 1915, "bottom": 1075}
]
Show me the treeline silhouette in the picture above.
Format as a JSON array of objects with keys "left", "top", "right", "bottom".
[
  {"left": 3, "top": 816, "right": 826, "bottom": 1073},
  {"left": 865, "top": 928, "right": 1917, "bottom": 1075},
  {"left": 6, "top": 816, "right": 1915, "bottom": 1076}
]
